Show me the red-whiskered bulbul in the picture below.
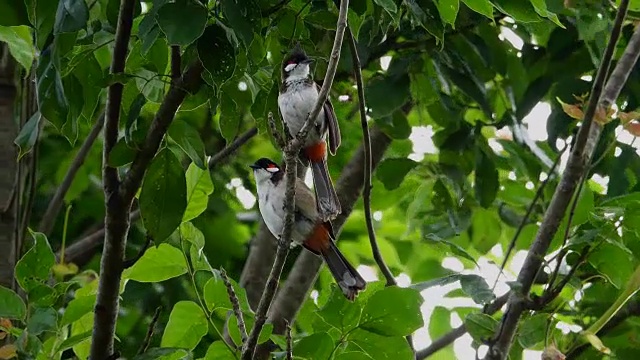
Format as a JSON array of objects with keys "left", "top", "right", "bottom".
[
  {"left": 278, "top": 44, "right": 342, "bottom": 222},
  {"left": 250, "top": 158, "right": 366, "bottom": 300}
]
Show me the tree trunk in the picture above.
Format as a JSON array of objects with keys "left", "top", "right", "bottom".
[{"left": 0, "top": 44, "right": 18, "bottom": 290}]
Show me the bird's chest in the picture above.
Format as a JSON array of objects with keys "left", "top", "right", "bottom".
[
  {"left": 258, "top": 185, "right": 286, "bottom": 235},
  {"left": 278, "top": 83, "right": 323, "bottom": 135}
]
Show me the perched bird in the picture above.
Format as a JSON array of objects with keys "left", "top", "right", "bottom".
[
  {"left": 250, "top": 158, "right": 366, "bottom": 300},
  {"left": 278, "top": 44, "right": 341, "bottom": 221}
]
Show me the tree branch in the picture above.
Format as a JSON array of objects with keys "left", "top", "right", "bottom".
[
  {"left": 38, "top": 113, "right": 105, "bottom": 235},
  {"left": 487, "top": 4, "right": 635, "bottom": 358},
  {"left": 241, "top": 1, "right": 349, "bottom": 358},
  {"left": 208, "top": 127, "right": 258, "bottom": 168},
  {"left": 137, "top": 306, "right": 162, "bottom": 355},
  {"left": 119, "top": 61, "right": 203, "bottom": 203},
  {"left": 416, "top": 293, "right": 510, "bottom": 359},
  {"left": 221, "top": 267, "right": 247, "bottom": 347},
  {"left": 90, "top": 0, "right": 136, "bottom": 357}
]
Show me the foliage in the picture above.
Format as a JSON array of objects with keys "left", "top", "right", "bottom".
[{"left": 2, "top": 0, "right": 640, "bottom": 359}]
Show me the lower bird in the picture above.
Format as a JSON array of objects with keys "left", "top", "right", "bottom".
[{"left": 250, "top": 158, "right": 366, "bottom": 300}]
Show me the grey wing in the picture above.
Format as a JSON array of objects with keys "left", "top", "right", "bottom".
[
  {"left": 294, "top": 178, "right": 318, "bottom": 220},
  {"left": 324, "top": 98, "right": 341, "bottom": 155}
]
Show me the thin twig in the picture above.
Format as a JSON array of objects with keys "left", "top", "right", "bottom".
[
  {"left": 539, "top": 247, "right": 590, "bottom": 306},
  {"left": 416, "top": 293, "right": 510, "bottom": 359},
  {"left": 137, "top": 306, "right": 162, "bottom": 355},
  {"left": 492, "top": 146, "right": 566, "bottom": 291},
  {"left": 208, "top": 127, "right": 258, "bottom": 168},
  {"left": 221, "top": 267, "right": 247, "bottom": 347},
  {"left": 487, "top": 3, "right": 632, "bottom": 358},
  {"left": 241, "top": 1, "right": 349, "bottom": 358},
  {"left": 285, "top": 320, "right": 293, "bottom": 360},
  {"left": 122, "top": 234, "right": 152, "bottom": 269},
  {"left": 267, "top": 112, "right": 286, "bottom": 149},
  {"left": 38, "top": 113, "right": 105, "bottom": 235},
  {"left": 90, "top": 0, "right": 136, "bottom": 357}
]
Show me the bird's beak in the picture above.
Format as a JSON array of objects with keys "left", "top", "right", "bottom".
[
  {"left": 249, "top": 164, "right": 261, "bottom": 170},
  {"left": 300, "top": 58, "right": 314, "bottom": 65}
]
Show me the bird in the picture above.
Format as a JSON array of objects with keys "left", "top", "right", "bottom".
[
  {"left": 250, "top": 157, "right": 366, "bottom": 300},
  {"left": 277, "top": 43, "right": 342, "bottom": 222}
]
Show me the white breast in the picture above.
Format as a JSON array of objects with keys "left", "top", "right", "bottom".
[{"left": 278, "top": 82, "right": 325, "bottom": 143}]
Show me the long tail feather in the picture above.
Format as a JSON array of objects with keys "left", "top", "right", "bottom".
[
  {"left": 311, "top": 158, "right": 341, "bottom": 221},
  {"left": 320, "top": 241, "right": 366, "bottom": 300}
]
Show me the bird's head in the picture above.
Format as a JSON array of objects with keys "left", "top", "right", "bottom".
[
  {"left": 281, "top": 43, "right": 314, "bottom": 81},
  {"left": 249, "top": 158, "right": 282, "bottom": 182}
]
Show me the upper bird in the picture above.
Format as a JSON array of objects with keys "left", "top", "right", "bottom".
[
  {"left": 278, "top": 43, "right": 341, "bottom": 222},
  {"left": 250, "top": 158, "right": 366, "bottom": 300}
]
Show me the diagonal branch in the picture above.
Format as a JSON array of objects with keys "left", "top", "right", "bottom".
[
  {"left": 119, "top": 61, "right": 204, "bottom": 203},
  {"left": 241, "top": 2, "right": 349, "bottom": 358},
  {"left": 208, "top": 127, "right": 258, "bottom": 168},
  {"left": 39, "top": 113, "right": 105, "bottom": 235},
  {"left": 487, "top": 3, "right": 636, "bottom": 358},
  {"left": 417, "top": 293, "right": 510, "bottom": 359}
]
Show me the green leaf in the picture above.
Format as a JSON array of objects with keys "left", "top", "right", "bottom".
[
  {"left": 27, "top": 307, "right": 58, "bottom": 335},
  {"left": 375, "top": 111, "right": 411, "bottom": 140},
  {"left": 220, "top": 0, "right": 261, "bottom": 47},
  {"left": 461, "top": 0, "right": 494, "bottom": 19},
  {"left": 373, "top": 0, "right": 397, "bottom": 14},
  {"left": 347, "top": 328, "right": 414, "bottom": 359},
  {"left": 203, "top": 274, "right": 251, "bottom": 313},
  {"left": 529, "top": 0, "right": 564, "bottom": 27},
  {"left": 464, "top": 313, "right": 498, "bottom": 342},
  {"left": 294, "top": 332, "right": 334, "bottom": 359},
  {"left": 180, "top": 222, "right": 205, "bottom": 251},
  {"left": 376, "top": 158, "right": 418, "bottom": 190},
  {"left": 123, "top": 244, "right": 188, "bottom": 282},
  {"left": 219, "top": 93, "right": 240, "bottom": 141},
  {"left": 0, "top": 286, "right": 26, "bottom": 320},
  {"left": 14, "top": 112, "right": 41, "bottom": 160},
  {"left": 335, "top": 352, "right": 373, "bottom": 360},
  {"left": 359, "top": 286, "right": 423, "bottom": 336},
  {"left": 228, "top": 317, "right": 272, "bottom": 347},
  {"left": 437, "top": 0, "right": 459, "bottom": 26},
  {"left": 429, "top": 306, "right": 452, "bottom": 339},
  {"left": 404, "top": 0, "right": 444, "bottom": 42},
  {"left": 132, "top": 347, "right": 193, "bottom": 360},
  {"left": 61, "top": 295, "right": 96, "bottom": 326},
  {"left": 459, "top": 275, "right": 495, "bottom": 305},
  {"left": 198, "top": 25, "right": 236, "bottom": 86},
  {"left": 15, "top": 230, "right": 55, "bottom": 293},
  {"left": 156, "top": 1, "right": 208, "bottom": 46},
  {"left": 204, "top": 341, "right": 235, "bottom": 360},
  {"left": 410, "top": 274, "right": 461, "bottom": 291},
  {"left": 161, "top": 301, "right": 208, "bottom": 350},
  {"left": 517, "top": 314, "right": 549, "bottom": 349},
  {"left": 183, "top": 163, "right": 214, "bottom": 222},
  {"left": 474, "top": 148, "right": 499, "bottom": 208},
  {"left": 492, "top": 0, "right": 542, "bottom": 23},
  {"left": 365, "top": 74, "right": 410, "bottom": 118},
  {"left": 140, "top": 149, "right": 187, "bottom": 241},
  {"left": 168, "top": 121, "right": 207, "bottom": 170},
  {"left": 36, "top": 51, "right": 69, "bottom": 132},
  {"left": 315, "top": 285, "right": 364, "bottom": 332},
  {"left": 470, "top": 208, "right": 501, "bottom": 254},
  {"left": 0, "top": 1, "right": 29, "bottom": 26},
  {"left": 0, "top": 25, "right": 34, "bottom": 71},
  {"left": 54, "top": 0, "right": 89, "bottom": 34}
]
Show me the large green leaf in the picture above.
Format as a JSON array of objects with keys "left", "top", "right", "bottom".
[
  {"left": 204, "top": 342, "right": 235, "bottom": 359},
  {"left": 220, "top": 0, "right": 261, "bottom": 47},
  {"left": 293, "top": 332, "right": 335, "bottom": 359},
  {"left": 123, "top": 244, "right": 188, "bottom": 282},
  {"left": 14, "top": 112, "right": 42, "bottom": 160},
  {"left": 161, "top": 301, "right": 208, "bottom": 350},
  {"left": 182, "top": 163, "right": 214, "bottom": 222},
  {"left": 365, "top": 74, "right": 410, "bottom": 118},
  {"left": 347, "top": 328, "right": 414, "bottom": 360},
  {"left": 219, "top": 93, "right": 241, "bottom": 141},
  {"left": 0, "top": 0, "right": 30, "bottom": 26},
  {"left": 437, "top": 0, "right": 460, "bottom": 26},
  {"left": 0, "top": 286, "right": 26, "bottom": 320},
  {"left": 359, "top": 286, "right": 423, "bottom": 336},
  {"left": 168, "top": 121, "right": 207, "bottom": 170},
  {"left": 0, "top": 25, "right": 34, "bottom": 71},
  {"left": 376, "top": 158, "right": 418, "bottom": 190},
  {"left": 27, "top": 307, "right": 58, "bottom": 335},
  {"left": 15, "top": 231, "right": 55, "bottom": 293},
  {"left": 53, "top": 0, "right": 88, "bottom": 34},
  {"left": 156, "top": 1, "right": 208, "bottom": 46},
  {"left": 60, "top": 295, "right": 96, "bottom": 326},
  {"left": 517, "top": 314, "right": 549, "bottom": 349},
  {"left": 198, "top": 25, "right": 236, "bottom": 86},
  {"left": 464, "top": 313, "right": 498, "bottom": 342},
  {"left": 474, "top": 148, "right": 499, "bottom": 208},
  {"left": 140, "top": 149, "right": 187, "bottom": 241},
  {"left": 36, "top": 51, "right": 69, "bottom": 132},
  {"left": 461, "top": 0, "right": 494, "bottom": 18},
  {"left": 459, "top": 274, "right": 495, "bottom": 305}
]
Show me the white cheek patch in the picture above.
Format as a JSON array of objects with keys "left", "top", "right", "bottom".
[
  {"left": 284, "top": 63, "right": 297, "bottom": 72},
  {"left": 266, "top": 167, "right": 280, "bottom": 173}
]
